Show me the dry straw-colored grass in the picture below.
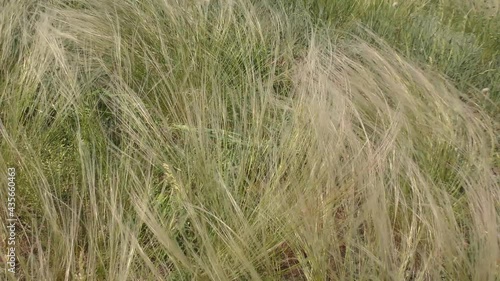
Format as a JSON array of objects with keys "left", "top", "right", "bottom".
[{"left": 0, "top": 0, "right": 498, "bottom": 280}]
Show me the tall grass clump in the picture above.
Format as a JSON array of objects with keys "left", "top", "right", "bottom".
[
  {"left": 296, "top": 0, "right": 500, "bottom": 103},
  {"left": 0, "top": 0, "right": 498, "bottom": 280}
]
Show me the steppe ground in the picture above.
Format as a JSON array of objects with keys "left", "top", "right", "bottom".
[{"left": 0, "top": 0, "right": 499, "bottom": 280}]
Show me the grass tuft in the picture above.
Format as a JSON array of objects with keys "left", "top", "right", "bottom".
[{"left": 1, "top": 0, "right": 498, "bottom": 280}]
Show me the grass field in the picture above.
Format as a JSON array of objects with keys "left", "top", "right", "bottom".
[{"left": 0, "top": 0, "right": 499, "bottom": 280}]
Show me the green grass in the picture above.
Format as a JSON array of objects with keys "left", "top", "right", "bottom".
[{"left": 0, "top": 0, "right": 499, "bottom": 280}]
